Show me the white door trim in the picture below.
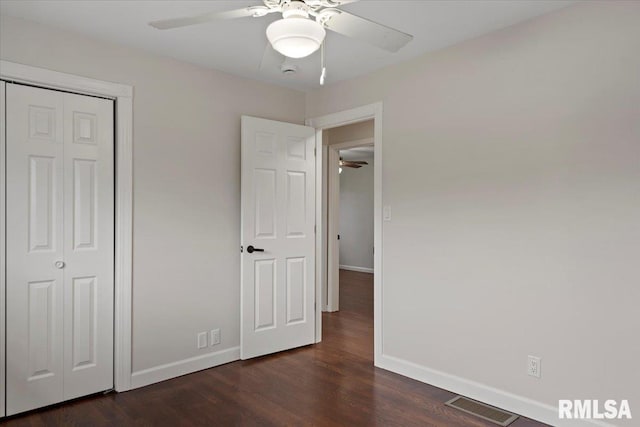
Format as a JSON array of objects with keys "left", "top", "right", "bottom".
[
  {"left": 306, "top": 102, "right": 383, "bottom": 364},
  {"left": 326, "top": 137, "right": 374, "bottom": 312},
  {"left": 0, "top": 60, "right": 134, "bottom": 392},
  {"left": 0, "top": 81, "right": 6, "bottom": 417},
  {"left": 326, "top": 146, "right": 340, "bottom": 312}
]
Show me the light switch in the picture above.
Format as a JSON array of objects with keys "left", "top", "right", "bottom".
[{"left": 383, "top": 205, "right": 392, "bottom": 221}]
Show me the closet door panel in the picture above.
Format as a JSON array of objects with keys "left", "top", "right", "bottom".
[
  {"left": 5, "top": 84, "right": 115, "bottom": 415},
  {"left": 6, "top": 84, "right": 65, "bottom": 416},
  {"left": 63, "top": 92, "right": 114, "bottom": 400}
]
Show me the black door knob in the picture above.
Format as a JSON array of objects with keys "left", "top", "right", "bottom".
[{"left": 246, "top": 245, "right": 264, "bottom": 254}]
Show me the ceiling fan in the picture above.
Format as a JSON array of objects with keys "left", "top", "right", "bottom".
[
  {"left": 149, "top": 0, "right": 413, "bottom": 64},
  {"left": 340, "top": 158, "right": 368, "bottom": 169}
]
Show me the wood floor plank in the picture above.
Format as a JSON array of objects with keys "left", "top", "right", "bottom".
[{"left": 3, "top": 269, "right": 548, "bottom": 426}]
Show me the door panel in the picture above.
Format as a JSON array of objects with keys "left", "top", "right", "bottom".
[
  {"left": 5, "top": 84, "right": 114, "bottom": 415},
  {"left": 285, "top": 257, "right": 306, "bottom": 324},
  {"left": 29, "top": 156, "right": 57, "bottom": 251},
  {"left": 254, "top": 259, "right": 277, "bottom": 330},
  {"left": 254, "top": 168, "right": 277, "bottom": 238},
  {"left": 27, "top": 280, "right": 57, "bottom": 381},
  {"left": 286, "top": 171, "right": 307, "bottom": 236},
  {"left": 6, "top": 84, "right": 65, "bottom": 415},
  {"left": 62, "top": 90, "right": 114, "bottom": 401},
  {"left": 70, "top": 276, "right": 98, "bottom": 369},
  {"left": 72, "top": 159, "right": 97, "bottom": 250},
  {"left": 241, "top": 116, "right": 316, "bottom": 359}
]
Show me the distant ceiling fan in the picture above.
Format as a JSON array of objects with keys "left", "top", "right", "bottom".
[
  {"left": 339, "top": 158, "right": 368, "bottom": 169},
  {"left": 149, "top": 0, "right": 413, "bottom": 61}
]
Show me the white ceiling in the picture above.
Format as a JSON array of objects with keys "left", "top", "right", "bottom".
[
  {"left": 341, "top": 146, "right": 374, "bottom": 161},
  {"left": 0, "top": 0, "right": 574, "bottom": 91}
]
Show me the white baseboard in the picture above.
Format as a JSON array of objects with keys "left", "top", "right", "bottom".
[
  {"left": 377, "top": 354, "right": 614, "bottom": 427},
  {"left": 130, "top": 346, "right": 240, "bottom": 390},
  {"left": 339, "top": 264, "right": 374, "bottom": 274}
]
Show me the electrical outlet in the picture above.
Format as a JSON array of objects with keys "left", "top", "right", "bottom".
[
  {"left": 197, "top": 332, "right": 208, "bottom": 349},
  {"left": 527, "top": 355, "right": 541, "bottom": 378},
  {"left": 210, "top": 329, "right": 221, "bottom": 346}
]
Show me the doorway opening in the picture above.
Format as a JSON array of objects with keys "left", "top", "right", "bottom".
[
  {"left": 326, "top": 122, "right": 374, "bottom": 312},
  {"left": 325, "top": 122, "right": 375, "bottom": 358},
  {"left": 306, "top": 102, "right": 383, "bottom": 365}
]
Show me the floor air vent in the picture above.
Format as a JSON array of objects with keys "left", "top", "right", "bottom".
[{"left": 445, "top": 396, "right": 519, "bottom": 426}]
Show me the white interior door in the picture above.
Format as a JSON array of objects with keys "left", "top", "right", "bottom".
[
  {"left": 61, "top": 91, "right": 114, "bottom": 401},
  {"left": 241, "top": 116, "right": 316, "bottom": 359},
  {"left": 5, "top": 83, "right": 114, "bottom": 415},
  {"left": 6, "top": 84, "right": 65, "bottom": 414}
]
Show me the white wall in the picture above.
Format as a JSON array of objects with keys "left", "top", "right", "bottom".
[
  {"left": 308, "top": 2, "right": 640, "bottom": 424},
  {"left": 326, "top": 120, "right": 374, "bottom": 145},
  {"left": 0, "top": 15, "right": 305, "bottom": 377},
  {"left": 339, "top": 155, "right": 374, "bottom": 271}
]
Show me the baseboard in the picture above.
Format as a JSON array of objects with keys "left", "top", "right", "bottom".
[
  {"left": 377, "top": 354, "right": 615, "bottom": 427},
  {"left": 339, "top": 264, "right": 374, "bottom": 274},
  {"left": 130, "top": 346, "right": 240, "bottom": 390}
]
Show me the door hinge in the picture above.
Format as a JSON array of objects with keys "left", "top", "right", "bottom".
[
  {"left": 240, "top": 246, "right": 243, "bottom": 253},
  {"left": 314, "top": 225, "right": 316, "bottom": 234},
  {"left": 314, "top": 147, "right": 317, "bottom": 157}
]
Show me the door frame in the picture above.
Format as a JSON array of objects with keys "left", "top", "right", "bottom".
[
  {"left": 326, "top": 137, "right": 374, "bottom": 313},
  {"left": 0, "top": 60, "right": 134, "bottom": 393},
  {"left": 306, "top": 102, "right": 383, "bottom": 364},
  {"left": 0, "top": 81, "right": 6, "bottom": 417}
]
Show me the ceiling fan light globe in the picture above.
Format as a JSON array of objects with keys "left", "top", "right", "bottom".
[{"left": 266, "top": 17, "right": 326, "bottom": 59}]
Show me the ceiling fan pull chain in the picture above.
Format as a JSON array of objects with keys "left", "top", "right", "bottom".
[{"left": 320, "top": 40, "right": 327, "bottom": 85}]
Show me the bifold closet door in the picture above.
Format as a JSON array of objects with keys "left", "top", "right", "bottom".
[{"left": 5, "top": 83, "right": 114, "bottom": 415}]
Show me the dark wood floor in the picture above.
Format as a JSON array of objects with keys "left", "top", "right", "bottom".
[{"left": 5, "top": 270, "right": 547, "bottom": 426}]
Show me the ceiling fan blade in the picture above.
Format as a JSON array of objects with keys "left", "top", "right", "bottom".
[
  {"left": 259, "top": 43, "right": 285, "bottom": 71},
  {"left": 321, "top": 0, "right": 360, "bottom": 5},
  {"left": 340, "top": 159, "right": 368, "bottom": 165},
  {"left": 340, "top": 161, "right": 365, "bottom": 168},
  {"left": 320, "top": 9, "right": 413, "bottom": 52},
  {"left": 149, "top": 7, "right": 264, "bottom": 30}
]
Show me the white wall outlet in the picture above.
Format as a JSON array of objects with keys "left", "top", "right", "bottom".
[
  {"left": 210, "top": 329, "right": 221, "bottom": 346},
  {"left": 197, "top": 331, "right": 208, "bottom": 349},
  {"left": 527, "top": 355, "right": 541, "bottom": 378}
]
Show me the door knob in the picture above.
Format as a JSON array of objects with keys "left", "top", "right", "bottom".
[
  {"left": 54, "top": 261, "right": 66, "bottom": 269},
  {"left": 246, "top": 245, "right": 264, "bottom": 254}
]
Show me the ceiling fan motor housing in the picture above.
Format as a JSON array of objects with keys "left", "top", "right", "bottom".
[
  {"left": 266, "top": 1, "right": 327, "bottom": 59},
  {"left": 282, "top": 1, "right": 312, "bottom": 18}
]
